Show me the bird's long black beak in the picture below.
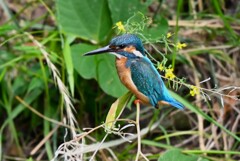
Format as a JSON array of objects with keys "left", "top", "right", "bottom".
[{"left": 84, "top": 45, "right": 112, "bottom": 56}]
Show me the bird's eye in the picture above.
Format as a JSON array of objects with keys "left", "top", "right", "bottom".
[
  {"left": 118, "top": 44, "right": 126, "bottom": 49},
  {"left": 110, "top": 45, "right": 125, "bottom": 50}
]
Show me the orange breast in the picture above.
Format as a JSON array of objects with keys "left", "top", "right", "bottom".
[{"left": 115, "top": 57, "right": 149, "bottom": 104}]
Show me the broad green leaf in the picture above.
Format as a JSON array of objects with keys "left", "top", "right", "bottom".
[
  {"left": 56, "top": 0, "right": 112, "bottom": 43},
  {"left": 158, "top": 149, "right": 209, "bottom": 161},
  {"left": 108, "top": 0, "right": 147, "bottom": 23},
  {"left": 105, "top": 92, "right": 133, "bottom": 130},
  {"left": 71, "top": 43, "right": 128, "bottom": 98},
  {"left": 71, "top": 44, "right": 96, "bottom": 79}
]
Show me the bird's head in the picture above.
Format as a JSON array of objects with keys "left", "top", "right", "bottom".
[{"left": 84, "top": 34, "right": 145, "bottom": 59}]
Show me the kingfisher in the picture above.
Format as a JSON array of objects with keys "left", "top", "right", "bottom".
[{"left": 84, "top": 34, "right": 184, "bottom": 109}]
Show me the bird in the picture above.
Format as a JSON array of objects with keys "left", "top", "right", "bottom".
[{"left": 84, "top": 34, "right": 184, "bottom": 109}]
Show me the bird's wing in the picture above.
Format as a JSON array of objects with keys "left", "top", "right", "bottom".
[
  {"left": 130, "top": 57, "right": 184, "bottom": 109},
  {"left": 130, "top": 57, "right": 167, "bottom": 107}
]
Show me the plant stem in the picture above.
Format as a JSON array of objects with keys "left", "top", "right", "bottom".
[
  {"left": 135, "top": 102, "right": 141, "bottom": 161},
  {"left": 135, "top": 102, "right": 149, "bottom": 161}
]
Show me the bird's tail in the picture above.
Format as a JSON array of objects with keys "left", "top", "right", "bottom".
[{"left": 168, "top": 98, "right": 184, "bottom": 110}]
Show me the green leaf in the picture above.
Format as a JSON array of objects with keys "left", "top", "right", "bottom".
[
  {"left": 27, "top": 77, "right": 44, "bottom": 93},
  {"left": 158, "top": 149, "right": 209, "bottom": 161},
  {"left": 108, "top": 0, "right": 147, "bottom": 23},
  {"left": 63, "top": 35, "right": 75, "bottom": 96},
  {"left": 105, "top": 92, "right": 133, "bottom": 130},
  {"left": 71, "top": 44, "right": 96, "bottom": 79},
  {"left": 25, "top": 157, "right": 33, "bottom": 161},
  {"left": 0, "top": 68, "right": 6, "bottom": 82},
  {"left": 0, "top": 50, "right": 22, "bottom": 69},
  {"left": 56, "top": 0, "right": 112, "bottom": 43},
  {"left": 71, "top": 43, "right": 128, "bottom": 98},
  {"left": 0, "top": 23, "right": 16, "bottom": 35},
  {"left": 142, "top": 140, "right": 174, "bottom": 149}
]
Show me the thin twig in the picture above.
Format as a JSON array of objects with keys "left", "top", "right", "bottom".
[
  {"left": 185, "top": 54, "right": 206, "bottom": 151},
  {"left": 168, "top": 20, "right": 240, "bottom": 30},
  {"left": 75, "top": 119, "right": 161, "bottom": 154},
  {"left": 135, "top": 102, "right": 141, "bottom": 161},
  {"left": 30, "top": 125, "right": 60, "bottom": 155},
  {"left": 135, "top": 102, "right": 149, "bottom": 161},
  {"left": 89, "top": 133, "right": 109, "bottom": 161},
  {"left": 16, "top": 96, "right": 74, "bottom": 130}
]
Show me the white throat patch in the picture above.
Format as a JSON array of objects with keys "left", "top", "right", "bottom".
[
  {"left": 133, "top": 50, "right": 143, "bottom": 57},
  {"left": 109, "top": 50, "right": 143, "bottom": 58},
  {"left": 110, "top": 52, "right": 124, "bottom": 58}
]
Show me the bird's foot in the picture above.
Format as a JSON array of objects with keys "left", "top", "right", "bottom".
[{"left": 134, "top": 99, "right": 142, "bottom": 105}]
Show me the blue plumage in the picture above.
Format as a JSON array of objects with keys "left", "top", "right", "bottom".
[
  {"left": 128, "top": 56, "right": 184, "bottom": 109},
  {"left": 84, "top": 34, "right": 184, "bottom": 110}
]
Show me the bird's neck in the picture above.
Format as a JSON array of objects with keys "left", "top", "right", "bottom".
[
  {"left": 116, "top": 57, "right": 136, "bottom": 68},
  {"left": 115, "top": 57, "right": 127, "bottom": 69}
]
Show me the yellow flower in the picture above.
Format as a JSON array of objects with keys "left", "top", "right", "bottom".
[
  {"left": 167, "top": 32, "right": 172, "bottom": 38},
  {"left": 176, "top": 42, "right": 187, "bottom": 50},
  {"left": 116, "top": 21, "right": 125, "bottom": 32},
  {"left": 165, "top": 68, "right": 176, "bottom": 80},
  {"left": 189, "top": 85, "right": 200, "bottom": 96},
  {"left": 158, "top": 63, "right": 164, "bottom": 71}
]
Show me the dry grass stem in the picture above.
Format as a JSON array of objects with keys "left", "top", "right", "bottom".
[
  {"left": 168, "top": 20, "right": 240, "bottom": 30},
  {"left": 52, "top": 118, "right": 160, "bottom": 160},
  {"left": 30, "top": 125, "right": 60, "bottom": 155},
  {"left": 16, "top": 96, "right": 75, "bottom": 130},
  {"left": 135, "top": 102, "right": 149, "bottom": 161},
  {"left": 25, "top": 32, "right": 77, "bottom": 138}
]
